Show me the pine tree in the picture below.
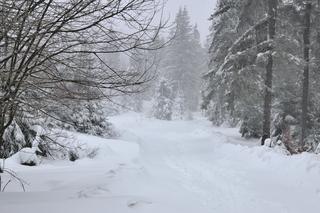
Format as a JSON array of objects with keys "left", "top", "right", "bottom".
[
  {"left": 164, "top": 7, "right": 205, "bottom": 118},
  {"left": 203, "top": 0, "right": 266, "bottom": 131},
  {"left": 202, "top": 0, "right": 239, "bottom": 125},
  {"left": 190, "top": 25, "right": 206, "bottom": 111},
  {"left": 203, "top": 0, "right": 279, "bottom": 138}
]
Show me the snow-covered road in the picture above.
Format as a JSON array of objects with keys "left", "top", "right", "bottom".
[{"left": 1, "top": 113, "right": 320, "bottom": 213}]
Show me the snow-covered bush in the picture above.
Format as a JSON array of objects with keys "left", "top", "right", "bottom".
[
  {"left": 19, "top": 148, "right": 40, "bottom": 166},
  {"left": 0, "top": 99, "right": 117, "bottom": 161},
  {"left": 0, "top": 117, "right": 40, "bottom": 159},
  {"left": 31, "top": 131, "right": 99, "bottom": 161},
  {"left": 49, "top": 100, "right": 117, "bottom": 138},
  {"left": 0, "top": 114, "right": 64, "bottom": 160},
  {"left": 1, "top": 121, "right": 27, "bottom": 158}
]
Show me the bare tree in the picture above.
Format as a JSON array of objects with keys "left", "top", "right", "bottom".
[{"left": 0, "top": 0, "right": 166, "bottom": 159}]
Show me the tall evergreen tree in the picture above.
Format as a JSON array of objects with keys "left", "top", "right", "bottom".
[
  {"left": 262, "top": 0, "right": 278, "bottom": 144},
  {"left": 203, "top": 0, "right": 266, "bottom": 132},
  {"left": 164, "top": 8, "right": 205, "bottom": 118}
]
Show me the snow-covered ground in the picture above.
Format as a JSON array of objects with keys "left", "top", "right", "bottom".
[{"left": 1, "top": 112, "right": 320, "bottom": 213}]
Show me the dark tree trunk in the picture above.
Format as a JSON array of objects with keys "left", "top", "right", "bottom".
[
  {"left": 0, "top": 112, "right": 5, "bottom": 160},
  {"left": 262, "top": 0, "right": 278, "bottom": 145},
  {"left": 300, "top": 2, "right": 312, "bottom": 147}
]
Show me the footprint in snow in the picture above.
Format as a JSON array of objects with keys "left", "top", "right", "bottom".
[
  {"left": 75, "top": 186, "right": 110, "bottom": 199},
  {"left": 127, "top": 199, "right": 153, "bottom": 208},
  {"left": 105, "top": 164, "right": 126, "bottom": 178},
  {"left": 106, "top": 169, "right": 117, "bottom": 178}
]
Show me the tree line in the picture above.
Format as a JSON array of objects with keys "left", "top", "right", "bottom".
[{"left": 203, "top": 0, "right": 320, "bottom": 153}]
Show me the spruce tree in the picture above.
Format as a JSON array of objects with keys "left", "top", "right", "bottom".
[{"left": 164, "top": 7, "right": 205, "bottom": 118}]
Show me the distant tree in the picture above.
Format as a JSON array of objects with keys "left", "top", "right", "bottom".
[
  {"left": 172, "top": 87, "right": 186, "bottom": 120},
  {"left": 152, "top": 79, "right": 174, "bottom": 120},
  {"left": 164, "top": 7, "right": 205, "bottom": 118}
]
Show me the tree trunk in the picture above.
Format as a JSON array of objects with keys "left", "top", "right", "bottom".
[
  {"left": 300, "top": 2, "right": 312, "bottom": 147},
  {"left": 0, "top": 110, "right": 5, "bottom": 160},
  {"left": 262, "top": 0, "right": 278, "bottom": 145}
]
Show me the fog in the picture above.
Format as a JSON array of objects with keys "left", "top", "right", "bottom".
[
  {"left": 165, "top": 0, "right": 217, "bottom": 42},
  {"left": 2, "top": 1, "right": 320, "bottom": 213}
]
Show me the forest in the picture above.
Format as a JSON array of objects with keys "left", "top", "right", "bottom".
[
  {"left": 203, "top": 0, "right": 320, "bottom": 154},
  {"left": 0, "top": 0, "right": 320, "bottom": 213}
]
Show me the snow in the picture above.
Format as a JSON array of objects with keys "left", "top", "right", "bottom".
[
  {"left": 285, "top": 114, "right": 298, "bottom": 124},
  {"left": 316, "top": 143, "right": 320, "bottom": 154},
  {"left": 1, "top": 112, "right": 320, "bottom": 213},
  {"left": 18, "top": 148, "right": 40, "bottom": 166},
  {"left": 264, "top": 138, "right": 273, "bottom": 147}
]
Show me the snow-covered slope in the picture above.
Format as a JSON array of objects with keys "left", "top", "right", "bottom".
[{"left": 1, "top": 112, "right": 320, "bottom": 213}]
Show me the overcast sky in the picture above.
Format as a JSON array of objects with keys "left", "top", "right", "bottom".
[{"left": 164, "top": 0, "right": 217, "bottom": 42}]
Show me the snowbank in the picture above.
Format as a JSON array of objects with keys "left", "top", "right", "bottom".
[{"left": 1, "top": 112, "right": 320, "bottom": 213}]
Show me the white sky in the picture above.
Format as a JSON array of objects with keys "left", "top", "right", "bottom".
[{"left": 164, "top": 0, "right": 217, "bottom": 42}]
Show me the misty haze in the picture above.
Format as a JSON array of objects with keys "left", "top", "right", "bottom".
[{"left": 0, "top": 0, "right": 319, "bottom": 213}]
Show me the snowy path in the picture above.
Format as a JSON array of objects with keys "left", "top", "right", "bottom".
[{"left": 1, "top": 113, "right": 320, "bottom": 213}]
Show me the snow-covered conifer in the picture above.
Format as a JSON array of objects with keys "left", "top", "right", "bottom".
[{"left": 152, "top": 79, "right": 174, "bottom": 120}]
